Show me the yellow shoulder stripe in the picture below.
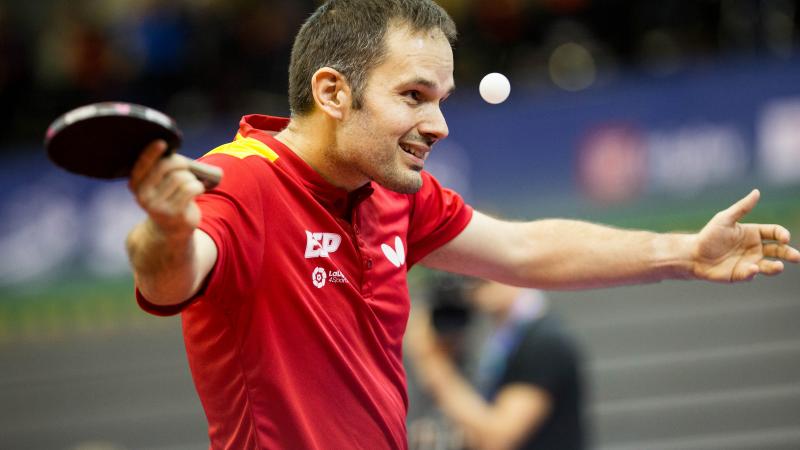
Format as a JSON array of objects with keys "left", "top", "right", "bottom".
[{"left": 203, "top": 134, "right": 279, "bottom": 162}]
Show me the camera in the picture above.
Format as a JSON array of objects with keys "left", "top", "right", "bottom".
[{"left": 429, "top": 275, "right": 472, "bottom": 335}]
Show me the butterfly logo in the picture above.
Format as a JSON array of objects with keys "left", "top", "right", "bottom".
[{"left": 381, "top": 236, "right": 405, "bottom": 268}]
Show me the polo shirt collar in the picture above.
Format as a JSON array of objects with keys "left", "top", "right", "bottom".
[{"left": 237, "top": 114, "right": 374, "bottom": 217}]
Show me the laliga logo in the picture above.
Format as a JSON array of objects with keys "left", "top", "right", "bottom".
[
  {"left": 305, "top": 231, "right": 342, "bottom": 258},
  {"left": 311, "top": 267, "right": 347, "bottom": 288},
  {"left": 312, "top": 267, "right": 327, "bottom": 288}
]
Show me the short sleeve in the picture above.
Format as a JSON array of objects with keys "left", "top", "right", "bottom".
[
  {"left": 136, "top": 288, "right": 198, "bottom": 317},
  {"left": 135, "top": 152, "right": 269, "bottom": 315},
  {"left": 406, "top": 171, "right": 473, "bottom": 267}
]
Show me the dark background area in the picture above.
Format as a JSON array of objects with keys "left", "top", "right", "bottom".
[{"left": 2, "top": 0, "right": 799, "bottom": 149}]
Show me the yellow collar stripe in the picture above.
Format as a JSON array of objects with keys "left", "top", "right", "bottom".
[{"left": 203, "top": 133, "right": 279, "bottom": 162}]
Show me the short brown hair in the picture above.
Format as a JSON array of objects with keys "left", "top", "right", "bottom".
[{"left": 288, "top": 0, "right": 457, "bottom": 116}]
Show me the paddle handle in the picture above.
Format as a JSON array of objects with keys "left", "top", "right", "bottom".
[{"left": 188, "top": 160, "right": 223, "bottom": 190}]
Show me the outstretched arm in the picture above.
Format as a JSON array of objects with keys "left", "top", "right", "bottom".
[
  {"left": 421, "top": 190, "right": 799, "bottom": 289},
  {"left": 125, "top": 140, "right": 218, "bottom": 306}
]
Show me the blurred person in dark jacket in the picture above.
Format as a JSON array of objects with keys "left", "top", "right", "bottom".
[{"left": 408, "top": 279, "right": 586, "bottom": 450}]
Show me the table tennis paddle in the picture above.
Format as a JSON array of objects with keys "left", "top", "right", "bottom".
[{"left": 44, "top": 102, "right": 222, "bottom": 189}]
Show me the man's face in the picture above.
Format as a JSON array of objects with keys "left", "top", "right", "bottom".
[{"left": 333, "top": 24, "right": 455, "bottom": 193}]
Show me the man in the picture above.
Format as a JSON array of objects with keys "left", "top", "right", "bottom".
[
  {"left": 407, "top": 280, "right": 587, "bottom": 449},
  {"left": 125, "top": 0, "right": 799, "bottom": 448}
]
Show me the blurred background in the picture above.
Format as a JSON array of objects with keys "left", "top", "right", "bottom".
[{"left": 1, "top": 0, "right": 799, "bottom": 449}]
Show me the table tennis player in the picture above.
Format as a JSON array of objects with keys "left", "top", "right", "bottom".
[{"left": 124, "top": 1, "right": 800, "bottom": 448}]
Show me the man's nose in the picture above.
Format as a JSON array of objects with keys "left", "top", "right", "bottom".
[{"left": 419, "top": 105, "right": 449, "bottom": 143}]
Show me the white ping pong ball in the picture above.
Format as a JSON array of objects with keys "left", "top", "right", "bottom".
[{"left": 479, "top": 72, "right": 511, "bottom": 104}]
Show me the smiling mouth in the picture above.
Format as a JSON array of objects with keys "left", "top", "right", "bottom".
[{"left": 399, "top": 143, "right": 427, "bottom": 160}]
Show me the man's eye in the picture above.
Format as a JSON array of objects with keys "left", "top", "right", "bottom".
[{"left": 405, "top": 90, "right": 422, "bottom": 102}]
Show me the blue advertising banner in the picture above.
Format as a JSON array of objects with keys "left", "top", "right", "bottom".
[
  {"left": 434, "top": 58, "right": 800, "bottom": 212},
  {"left": 2, "top": 58, "right": 800, "bottom": 286}
]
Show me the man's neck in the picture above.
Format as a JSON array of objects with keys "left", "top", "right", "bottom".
[{"left": 274, "top": 116, "right": 367, "bottom": 192}]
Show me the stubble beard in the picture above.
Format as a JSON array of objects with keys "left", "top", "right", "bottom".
[
  {"left": 380, "top": 169, "right": 423, "bottom": 194},
  {"left": 366, "top": 130, "right": 425, "bottom": 194},
  {"left": 342, "top": 107, "right": 424, "bottom": 194},
  {"left": 346, "top": 128, "right": 424, "bottom": 194},
  {"left": 328, "top": 137, "right": 423, "bottom": 193},
  {"left": 364, "top": 148, "right": 423, "bottom": 194}
]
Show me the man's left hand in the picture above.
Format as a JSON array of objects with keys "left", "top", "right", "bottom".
[{"left": 692, "top": 189, "right": 800, "bottom": 282}]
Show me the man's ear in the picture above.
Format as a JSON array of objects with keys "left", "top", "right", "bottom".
[{"left": 311, "top": 67, "right": 352, "bottom": 120}]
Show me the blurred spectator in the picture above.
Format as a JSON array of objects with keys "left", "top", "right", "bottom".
[
  {"left": 407, "top": 278, "right": 588, "bottom": 450},
  {"left": 0, "top": 0, "right": 798, "bottom": 150},
  {"left": 0, "top": 3, "right": 34, "bottom": 147}
]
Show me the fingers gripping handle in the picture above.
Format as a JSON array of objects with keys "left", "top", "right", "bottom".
[{"left": 188, "top": 160, "right": 223, "bottom": 190}]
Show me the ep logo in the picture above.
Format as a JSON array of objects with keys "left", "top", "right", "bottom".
[{"left": 305, "top": 231, "right": 342, "bottom": 258}]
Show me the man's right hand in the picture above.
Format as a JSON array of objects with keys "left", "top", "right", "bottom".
[
  {"left": 126, "top": 139, "right": 218, "bottom": 306},
  {"left": 129, "top": 139, "right": 206, "bottom": 238}
]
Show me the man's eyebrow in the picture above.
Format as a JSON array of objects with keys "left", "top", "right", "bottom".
[{"left": 403, "top": 77, "right": 456, "bottom": 96}]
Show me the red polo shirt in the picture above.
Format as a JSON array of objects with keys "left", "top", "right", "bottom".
[{"left": 137, "top": 115, "right": 473, "bottom": 449}]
